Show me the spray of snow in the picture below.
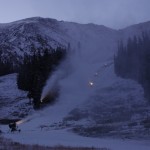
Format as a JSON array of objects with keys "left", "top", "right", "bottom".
[
  {"left": 39, "top": 22, "right": 119, "bottom": 121},
  {"left": 40, "top": 51, "right": 74, "bottom": 102},
  {"left": 16, "top": 119, "right": 27, "bottom": 125}
]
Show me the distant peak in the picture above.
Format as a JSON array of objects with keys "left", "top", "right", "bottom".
[
  {"left": 120, "top": 20, "right": 150, "bottom": 31},
  {"left": 4, "top": 17, "right": 58, "bottom": 26},
  {"left": 22, "top": 17, "right": 57, "bottom": 22}
]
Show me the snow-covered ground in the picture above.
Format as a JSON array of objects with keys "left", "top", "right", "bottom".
[
  {"left": 0, "top": 74, "right": 33, "bottom": 120},
  {"left": 1, "top": 126, "right": 150, "bottom": 150},
  {"left": 1, "top": 18, "right": 150, "bottom": 149},
  {"left": 1, "top": 62, "right": 150, "bottom": 150}
]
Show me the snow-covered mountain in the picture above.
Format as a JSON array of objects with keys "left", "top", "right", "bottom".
[
  {"left": 0, "top": 17, "right": 150, "bottom": 64},
  {"left": 0, "top": 17, "right": 118, "bottom": 65},
  {"left": 0, "top": 17, "right": 68, "bottom": 65},
  {"left": 1, "top": 17, "right": 150, "bottom": 149}
]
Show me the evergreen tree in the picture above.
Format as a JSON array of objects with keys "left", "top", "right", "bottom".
[{"left": 114, "top": 31, "right": 150, "bottom": 100}]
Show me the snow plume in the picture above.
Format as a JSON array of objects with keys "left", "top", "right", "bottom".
[
  {"left": 16, "top": 118, "right": 31, "bottom": 125},
  {"left": 40, "top": 45, "right": 95, "bottom": 111},
  {"left": 40, "top": 24, "right": 118, "bottom": 116},
  {"left": 40, "top": 51, "right": 74, "bottom": 102}
]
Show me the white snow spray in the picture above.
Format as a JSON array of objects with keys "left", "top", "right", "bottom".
[
  {"left": 40, "top": 39, "right": 99, "bottom": 110},
  {"left": 39, "top": 33, "right": 108, "bottom": 115},
  {"left": 40, "top": 52, "right": 74, "bottom": 102},
  {"left": 16, "top": 118, "right": 31, "bottom": 125}
]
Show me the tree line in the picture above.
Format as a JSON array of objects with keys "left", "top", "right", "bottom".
[
  {"left": 0, "top": 51, "right": 14, "bottom": 76},
  {"left": 0, "top": 60, "right": 14, "bottom": 76},
  {"left": 114, "top": 32, "right": 150, "bottom": 99}
]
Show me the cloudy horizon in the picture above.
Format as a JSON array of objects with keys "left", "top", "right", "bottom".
[{"left": 0, "top": 0, "right": 150, "bottom": 29}]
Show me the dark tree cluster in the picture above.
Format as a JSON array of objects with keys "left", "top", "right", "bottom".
[
  {"left": 17, "top": 47, "right": 67, "bottom": 109},
  {"left": 114, "top": 32, "right": 150, "bottom": 99},
  {"left": 0, "top": 52, "right": 14, "bottom": 76}
]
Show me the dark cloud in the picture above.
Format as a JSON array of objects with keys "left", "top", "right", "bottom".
[{"left": 0, "top": 0, "right": 150, "bottom": 29}]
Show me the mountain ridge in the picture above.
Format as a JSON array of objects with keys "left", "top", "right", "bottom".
[
  {"left": 0, "top": 17, "right": 150, "bottom": 66},
  {"left": 1, "top": 16, "right": 150, "bottom": 30}
]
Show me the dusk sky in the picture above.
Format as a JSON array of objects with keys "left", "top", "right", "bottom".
[{"left": 0, "top": 0, "right": 150, "bottom": 29}]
